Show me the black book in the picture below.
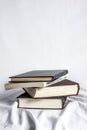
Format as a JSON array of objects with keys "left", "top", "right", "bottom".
[{"left": 10, "top": 69, "right": 68, "bottom": 82}]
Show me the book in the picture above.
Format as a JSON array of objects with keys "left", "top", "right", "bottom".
[
  {"left": 5, "top": 75, "right": 67, "bottom": 90},
  {"left": 24, "top": 79, "right": 79, "bottom": 98},
  {"left": 17, "top": 93, "right": 66, "bottom": 109},
  {"left": 10, "top": 70, "right": 68, "bottom": 82},
  {"left": 5, "top": 82, "right": 47, "bottom": 90}
]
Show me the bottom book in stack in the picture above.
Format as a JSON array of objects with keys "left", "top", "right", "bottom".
[
  {"left": 17, "top": 79, "right": 80, "bottom": 109},
  {"left": 17, "top": 93, "right": 66, "bottom": 109}
]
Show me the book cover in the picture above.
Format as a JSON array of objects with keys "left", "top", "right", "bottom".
[
  {"left": 24, "top": 79, "right": 80, "bottom": 98},
  {"left": 5, "top": 75, "right": 67, "bottom": 90},
  {"left": 10, "top": 70, "right": 68, "bottom": 82},
  {"left": 17, "top": 93, "right": 66, "bottom": 109}
]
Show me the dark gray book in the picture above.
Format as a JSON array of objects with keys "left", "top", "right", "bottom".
[{"left": 10, "top": 70, "right": 68, "bottom": 82}]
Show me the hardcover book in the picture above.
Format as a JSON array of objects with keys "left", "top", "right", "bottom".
[
  {"left": 5, "top": 75, "right": 67, "bottom": 90},
  {"left": 10, "top": 70, "right": 68, "bottom": 82},
  {"left": 17, "top": 93, "right": 66, "bottom": 109},
  {"left": 24, "top": 79, "right": 79, "bottom": 98}
]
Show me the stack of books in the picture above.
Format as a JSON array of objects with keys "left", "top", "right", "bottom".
[{"left": 5, "top": 70, "right": 80, "bottom": 109}]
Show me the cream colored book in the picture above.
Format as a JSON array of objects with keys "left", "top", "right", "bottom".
[
  {"left": 17, "top": 93, "right": 66, "bottom": 109},
  {"left": 24, "top": 79, "right": 79, "bottom": 98},
  {"left": 5, "top": 82, "right": 47, "bottom": 90},
  {"left": 5, "top": 75, "right": 67, "bottom": 90}
]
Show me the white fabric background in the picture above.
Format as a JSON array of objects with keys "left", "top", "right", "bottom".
[{"left": 0, "top": 1, "right": 87, "bottom": 130}]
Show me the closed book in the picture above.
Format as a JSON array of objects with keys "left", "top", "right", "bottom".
[
  {"left": 5, "top": 75, "right": 67, "bottom": 90},
  {"left": 5, "top": 82, "right": 47, "bottom": 90},
  {"left": 10, "top": 70, "right": 68, "bottom": 82},
  {"left": 17, "top": 93, "right": 66, "bottom": 109},
  {"left": 24, "top": 79, "right": 80, "bottom": 98}
]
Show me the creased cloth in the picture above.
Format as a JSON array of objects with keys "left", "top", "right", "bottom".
[{"left": 0, "top": 87, "right": 87, "bottom": 130}]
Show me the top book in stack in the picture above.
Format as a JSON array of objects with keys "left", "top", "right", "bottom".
[
  {"left": 10, "top": 70, "right": 68, "bottom": 82},
  {"left": 5, "top": 70, "right": 68, "bottom": 90}
]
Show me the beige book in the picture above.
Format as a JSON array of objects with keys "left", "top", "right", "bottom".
[
  {"left": 17, "top": 93, "right": 66, "bottom": 109},
  {"left": 5, "top": 82, "right": 47, "bottom": 90},
  {"left": 5, "top": 75, "right": 67, "bottom": 90},
  {"left": 24, "top": 79, "right": 79, "bottom": 98}
]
